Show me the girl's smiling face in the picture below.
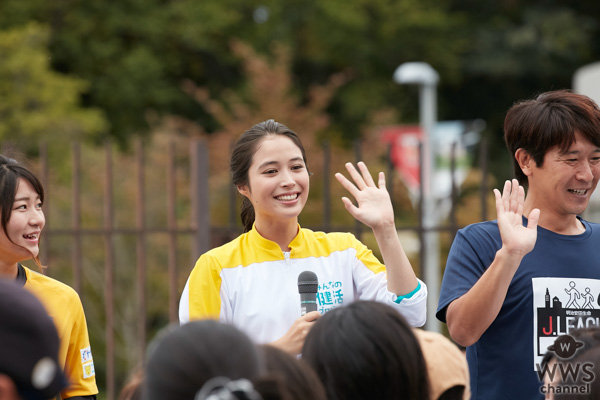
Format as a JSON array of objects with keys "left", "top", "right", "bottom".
[
  {"left": 237, "top": 135, "right": 310, "bottom": 225},
  {"left": 0, "top": 178, "right": 45, "bottom": 264}
]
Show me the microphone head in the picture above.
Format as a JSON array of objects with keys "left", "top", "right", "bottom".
[{"left": 298, "top": 271, "right": 318, "bottom": 294}]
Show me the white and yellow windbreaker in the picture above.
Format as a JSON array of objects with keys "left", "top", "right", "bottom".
[{"left": 179, "top": 225, "right": 427, "bottom": 344}]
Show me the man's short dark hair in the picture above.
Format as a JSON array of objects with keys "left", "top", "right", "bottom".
[{"left": 504, "top": 90, "right": 600, "bottom": 185}]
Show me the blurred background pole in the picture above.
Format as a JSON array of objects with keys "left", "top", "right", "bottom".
[{"left": 394, "top": 62, "right": 441, "bottom": 333}]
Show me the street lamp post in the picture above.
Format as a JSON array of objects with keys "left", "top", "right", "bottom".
[{"left": 393, "top": 62, "right": 441, "bottom": 332}]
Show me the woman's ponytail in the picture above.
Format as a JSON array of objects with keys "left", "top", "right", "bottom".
[{"left": 240, "top": 197, "right": 255, "bottom": 233}]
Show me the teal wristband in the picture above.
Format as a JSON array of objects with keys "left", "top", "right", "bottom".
[{"left": 393, "top": 281, "right": 421, "bottom": 304}]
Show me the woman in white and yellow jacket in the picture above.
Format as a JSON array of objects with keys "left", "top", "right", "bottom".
[{"left": 180, "top": 119, "right": 427, "bottom": 355}]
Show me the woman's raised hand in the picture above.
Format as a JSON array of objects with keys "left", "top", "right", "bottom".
[{"left": 335, "top": 162, "right": 394, "bottom": 230}]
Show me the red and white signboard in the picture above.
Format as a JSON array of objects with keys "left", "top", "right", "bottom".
[
  {"left": 380, "top": 125, "right": 423, "bottom": 194},
  {"left": 380, "top": 121, "right": 482, "bottom": 217}
]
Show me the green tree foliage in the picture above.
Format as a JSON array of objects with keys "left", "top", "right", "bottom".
[
  {"left": 1, "top": 1, "right": 599, "bottom": 177},
  {"left": 0, "top": 23, "right": 107, "bottom": 148},
  {"left": 0, "top": 0, "right": 466, "bottom": 145},
  {"left": 442, "top": 1, "right": 600, "bottom": 177},
  {"left": 161, "top": 39, "right": 355, "bottom": 226},
  {"left": 240, "top": 0, "right": 468, "bottom": 137}
]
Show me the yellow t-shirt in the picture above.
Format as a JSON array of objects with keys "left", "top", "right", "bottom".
[{"left": 19, "top": 265, "right": 98, "bottom": 399}]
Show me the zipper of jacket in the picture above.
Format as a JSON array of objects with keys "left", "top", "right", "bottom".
[{"left": 283, "top": 251, "right": 293, "bottom": 290}]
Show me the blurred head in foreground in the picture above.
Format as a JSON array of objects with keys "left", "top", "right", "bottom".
[
  {"left": 302, "top": 300, "right": 430, "bottom": 400},
  {"left": 0, "top": 279, "right": 66, "bottom": 400}
]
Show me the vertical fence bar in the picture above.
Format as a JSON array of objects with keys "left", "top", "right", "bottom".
[
  {"left": 449, "top": 142, "right": 458, "bottom": 240},
  {"left": 323, "top": 141, "right": 331, "bottom": 231},
  {"left": 72, "top": 142, "right": 82, "bottom": 294},
  {"left": 104, "top": 141, "right": 115, "bottom": 400},
  {"left": 387, "top": 143, "right": 395, "bottom": 212},
  {"left": 135, "top": 139, "right": 147, "bottom": 361},
  {"left": 229, "top": 140, "right": 237, "bottom": 230},
  {"left": 418, "top": 141, "right": 425, "bottom": 278},
  {"left": 191, "top": 139, "right": 210, "bottom": 261},
  {"left": 39, "top": 143, "right": 50, "bottom": 267},
  {"left": 479, "top": 137, "right": 489, "bottom": 221},
  {"left": 168, "top": 142, "right": 178, "bottom": 323},
  {"left": 353, "top": 139, "right": 363, "bottom": 238}
]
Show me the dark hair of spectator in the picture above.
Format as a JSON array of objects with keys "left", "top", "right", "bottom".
[
  {"left": 555, "top": 345, "right": 600, "bottom": 399},
  {"left": 256, "top": 344, "right": 327, "bottom": 400},
  {"left": 540, "top": 327, "right": 600, "bottom": 400},
  {"left": 143, "top": 320, "right": 264, "bottom": 400},
  {"left": 302, "top": 300, "right": 430, "bottom": 400}
]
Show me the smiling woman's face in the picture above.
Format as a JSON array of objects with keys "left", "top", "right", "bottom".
[
  {"left": 237, "top": 135, "right": 310, "bottom": 225},
  {"left": 0, "top": 178, "right": 45, "bottom": 264}
]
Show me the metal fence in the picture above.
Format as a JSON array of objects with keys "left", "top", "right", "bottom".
[{"left": 31, "top": 136, "right": 489, "bottom": 400}]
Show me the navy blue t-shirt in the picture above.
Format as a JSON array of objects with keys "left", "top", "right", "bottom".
[{"left": 437, "top": 217, "right": 600, "bottom": 400}]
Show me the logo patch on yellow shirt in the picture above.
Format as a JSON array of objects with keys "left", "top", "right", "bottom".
[
  {"left": 80, "top": 346, "right": 95, "bottom": 378},
  {"left": 82, "top": 362, "right": 95, "bottom": 379},
  {"left": 80, "top": 346, "right": 93, "bottom": 364}
]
